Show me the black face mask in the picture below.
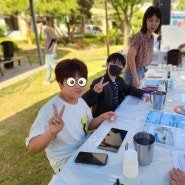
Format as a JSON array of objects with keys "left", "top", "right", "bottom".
[{"left": 109, "top": 65, "right": 122, "bottom": 76}]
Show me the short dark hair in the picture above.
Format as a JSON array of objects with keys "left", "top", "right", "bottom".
[
  {"left": 107, "top": 52, "right": 126, "bottom": 67},
  {"left": 140, "top": 6, "right": 162, "bottom": 34},
  {"left": 55, "top": 58, "right": 88, "bottom": 83}
]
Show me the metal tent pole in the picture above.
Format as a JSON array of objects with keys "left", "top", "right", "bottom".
[
  {"left": 29, "top": 0, "right": 44, "bottom": 65},
  {"left": 105, "top": 0, "right": 110, "bottom": 56}
]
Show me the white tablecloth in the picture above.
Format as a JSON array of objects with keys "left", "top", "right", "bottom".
[{"left": 49, "top": 68, "right": 185, "bottom": 185}]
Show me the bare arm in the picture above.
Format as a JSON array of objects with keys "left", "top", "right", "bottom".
[
  {"left": 88, "top": 111, "right": 117, "bottom": 131},
  {"left": 127, "top": 46, "right": 140, "bottom": 88},
  {"left": 178, "top": 43, "right": 185, "bottom": 50},
  {"left": 28, "top": 130, "right": 56, "bottom": 154},
  {"left": 28, "top": 104, "right": 65, "bottom": 154}
]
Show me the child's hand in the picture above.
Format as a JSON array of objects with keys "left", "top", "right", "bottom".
[
  {"left": 48, "top": 104, "right": 65, "bottom": 136},
  {"left": 102, "top": 111, "right": 117, "bottom": 122},
  {"left": 93, "top": 77, "right": 109, "bottom": 93},
  {"left": 142, "top": 93, "right": 149, "bottom": 102}
]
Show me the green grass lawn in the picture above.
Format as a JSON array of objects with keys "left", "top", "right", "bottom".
[{"left": 0, "top": 44, "right": 124, "bottom": 185}]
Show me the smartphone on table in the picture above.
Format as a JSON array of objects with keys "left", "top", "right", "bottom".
[
  {"left": 75, "top": 151, "right": 108, "bottom": 166},
  {"left": 98, "top": 128, "right": 128, "bottom": 153}
]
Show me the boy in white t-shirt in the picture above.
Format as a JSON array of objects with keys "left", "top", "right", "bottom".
[{"left": 25, "top": 58, "right": 116, "bottom": 174}]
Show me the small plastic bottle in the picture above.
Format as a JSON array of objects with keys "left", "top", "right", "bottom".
[
  {"left": 113, "top": 179, "right": 121, "bottom": 185},
  {"left": 123, "top": 149, "right": 138, "bottom": 179},
  {"left": 167, "top": 71, "right": 171, "bottom": 79}
]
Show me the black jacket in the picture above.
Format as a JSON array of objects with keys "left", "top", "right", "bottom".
[{"left": 82, "top": 73, "right": 145, "bottom": 117}]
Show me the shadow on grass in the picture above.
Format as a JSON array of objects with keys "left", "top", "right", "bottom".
[
  {"left": 0, "top": 70, "right": 105, "bottom": 185},
  {"left": 0, "top": 95, "right": 55, "bottom": 185}
]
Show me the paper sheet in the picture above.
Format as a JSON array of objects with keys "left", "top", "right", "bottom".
[
  {"left": 181, "top": 93, "right": 185, "bottom": 103},
  {"left": 172, "top": 150, "right": 185, "bottom": 172},
  {"left": 145, "top": 111, "right": 185, "bottom": 129},
  {"left": 143, "top": 111, "right": 185, "bottom": 149},
  {"left": 143, "top": 124, "right": 174, "bottom": 146},
  {"left": 142, "top": 124, "right": 185, "bottom": 148}
]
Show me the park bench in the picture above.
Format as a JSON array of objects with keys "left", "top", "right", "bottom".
[{"left": 0, "top": 56, "right": 31, "bottom": 76}]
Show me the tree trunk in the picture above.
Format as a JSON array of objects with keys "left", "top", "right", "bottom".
[
  {"left": 123, "top": 19, "right": 130, "bottom": 49},
  {"left": 81, "top": 15, "right": 85, "bottom": 39},
  {"left": 70, "top": 24, "right": 76, "bottom": 43}
]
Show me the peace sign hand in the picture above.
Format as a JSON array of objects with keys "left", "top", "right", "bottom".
[
  {"left": 94, "top": 77, "right": 109, "bottom": 93},
  {"left": 48, "top": 104, "right": 65, "bottom": 136}
]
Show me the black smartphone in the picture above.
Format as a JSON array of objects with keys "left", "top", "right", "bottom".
[
  {"left": 98, "top": 128, "right": 128, "bottom": 153},
  {"left": 75, "top": 151, "right": 108, "bottom": 166}
]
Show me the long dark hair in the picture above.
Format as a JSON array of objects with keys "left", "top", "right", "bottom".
[{"left": 140, "top": 6, "right": 162, "bottom": 34}]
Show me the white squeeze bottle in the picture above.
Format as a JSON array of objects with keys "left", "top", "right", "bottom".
[{"left": 123, "top": 142, "right": 138, "bottom": 179}]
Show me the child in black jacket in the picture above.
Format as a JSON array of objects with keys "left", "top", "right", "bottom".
[{"left": 82, "top": 52, "right": 149, "bottom": 117}]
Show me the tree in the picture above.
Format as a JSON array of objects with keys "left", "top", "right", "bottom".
[
  {"left": 35, "top": 0, "right": 78, "bottom": 23},
  {"left": 77, "top": 0, "right": 94, "bottom": 38},
  {"left": 176, "top": 0, "right": 185, "bottom": 10},
  {"left": 0, "top": 0, "right": 33, "bottom": 44},
  {"left": 36, "top": 0, "right": 100, "bottom": 47},
  {"left": 0, "top": 0, "right": 78, "bottom": 44},
  {"left": 107, "top": 0, "right": 148, "bottom": 48},
  {"left": 69, "top": 9, "right": 77, "bottom": 43}
]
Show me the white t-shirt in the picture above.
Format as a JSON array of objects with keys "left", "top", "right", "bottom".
[{"left": 26, "top": 95, "right": 93, "bottom": 173}]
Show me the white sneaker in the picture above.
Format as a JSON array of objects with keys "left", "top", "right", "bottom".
[{"left": 43, "top": 81, "right": 50, "bottom": 85}]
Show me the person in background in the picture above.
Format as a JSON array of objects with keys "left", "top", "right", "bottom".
[
  {"left": 82, "top": 52, "right": 149, "bottom": 117},
  {"left": 178, "top": 43, "right": 185, "bottom": 50},
  {"left": 169, "top": 168, "right": 185, "bottom": 185},
  {"left": 124, "top": 6, "right": 162, "bottom": 88},
  {"left": 25, "top": 58, "right": 116, "bottom": 174},
  {"left": 40, "top": 21, "right": 60, "bottom": 84}
]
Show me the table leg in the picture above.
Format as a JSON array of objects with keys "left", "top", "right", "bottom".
[
  {"left": 27, "top": 56, "right": 32, "bottom": 66},
  {"left": 0, "top": 66, "right": 4, "bottom": 76}
]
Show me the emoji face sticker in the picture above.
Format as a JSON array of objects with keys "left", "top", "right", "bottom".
[{"left": 66, "top": 77, "right": 87, "bottom": 87}]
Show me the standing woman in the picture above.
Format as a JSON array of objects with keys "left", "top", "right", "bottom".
[
  {"left": 43, "top": 22, "right": 60, "bottom": 84},
  {"left": 124, "top": 6, "right": 162, "bottom": 88}
]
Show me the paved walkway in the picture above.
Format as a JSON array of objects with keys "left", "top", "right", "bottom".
[{"left": 0, "top": 61, "right": 45, "bottom": 89}]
